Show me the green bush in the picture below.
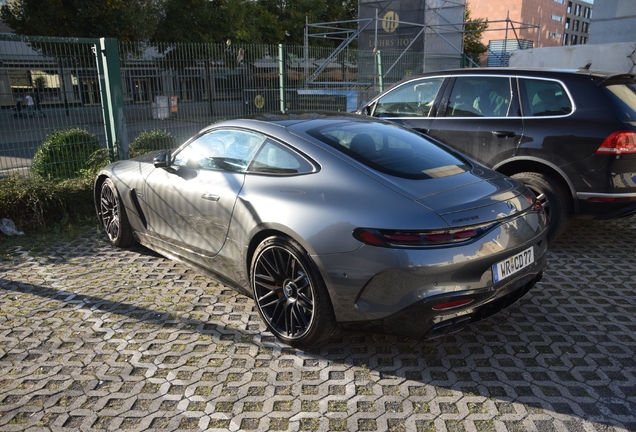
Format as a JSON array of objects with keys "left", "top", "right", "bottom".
[
  {"left": 129, "top": 130, "right": 177, "bottom": 158},
  {"left": 31, "top": 128, "right": 101, "bottom": 179},
  {"left": 0, "top": 175, "right": 95, "bottom": 231},
  {"left": 80, "top": 147, "right": 117, "bottom": 178}
]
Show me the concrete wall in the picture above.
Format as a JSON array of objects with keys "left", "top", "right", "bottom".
[{"left": 508, "top": 42, "right": 636, "bottom": 73}]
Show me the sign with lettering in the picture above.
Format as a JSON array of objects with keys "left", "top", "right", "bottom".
[{"left": 359, "top": 0, "right": 425, "bottom": 52}]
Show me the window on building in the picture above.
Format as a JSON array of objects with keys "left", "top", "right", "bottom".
[
  {"left": 581, "top": 37, "right": 587, "bottom": 44},
  {"left": 551, "top": 14, "right": 563, "bottom": 22},
  {"left": 572, "top": 35, "right": 578, "bottom": 45},
  {"left": 565, "top": 18, "right": 570, "bottom": 29},
  {"left": 574, "top": 20, "right": 580, "bottom": 31},
  {"left": 583, "top": 22, "right": 589, "bottom": 33},
  {"left": 564, "top": 34, "right": 569, "bottom": 45},
  {"left": 584, "top": 7, "right": 592, "bottom": 19},
  {"left": 549, "top": 32, "right": 563, "bottom": 39},
  {"left": 554, "top": 0, "right": 565, "bottom": 4},
  {"left": 575, "top": 4, "right": 581, "bottom": 15},
  {"left": 567, "top": 1, "right": 572, "bottom": 13}
]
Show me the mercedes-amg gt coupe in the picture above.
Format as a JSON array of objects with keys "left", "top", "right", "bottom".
[{"left": 95, "top": 112, "right": 548, "bottom": 347}]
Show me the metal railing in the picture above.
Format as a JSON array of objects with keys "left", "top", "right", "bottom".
[{"left": 0, "top": 35, "right": 458, "bottom": 180}]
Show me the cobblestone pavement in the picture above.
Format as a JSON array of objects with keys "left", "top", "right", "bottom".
[{"left": 1, "top": 216, "right": 635, "bottom": 432}]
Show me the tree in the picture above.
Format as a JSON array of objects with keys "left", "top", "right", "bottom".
[
  {"left": 0, "top": 0, "right": 163, "bottom": 41},
  {"left": 252, "top": 0, "right": 357, "bottom": 47},
  {"left": 1, "top": 0, "right": 360, "bottom": 46},
  {"left": 463, "top": 2, "right": 488, "bottom": 66}
]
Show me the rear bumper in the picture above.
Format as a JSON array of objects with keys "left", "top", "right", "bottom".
[
  {"left": 576, "top": 192, "right": 636, "bottom": 219},
  {"left": 317, "top": 211, "right": 548, "bottom": 336},
  {"left": 341, "top": 262, "right": 545, "bottom": 340}
]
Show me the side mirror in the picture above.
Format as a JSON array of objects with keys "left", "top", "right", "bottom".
[{"left": 153, "top": 149, "right": 172, "bottom": 168}]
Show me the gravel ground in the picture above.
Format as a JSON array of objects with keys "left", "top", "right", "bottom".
[{"left": 1, "top": 216, "right": 635, "bottom": 432}]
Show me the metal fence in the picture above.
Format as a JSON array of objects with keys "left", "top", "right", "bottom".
[{"left": 0, "top": 35, "right": 459, "bottom": 180}]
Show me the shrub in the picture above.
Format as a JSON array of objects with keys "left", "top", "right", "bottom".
[
  {"left": 0, "top": 175, "right": 95, "bottom": 231},
  {"left": 129, "top": 130, "right": 177, "bottom": 158},
  {"left": 80, "top": 148, "right": 117, "bottom": 178},
  {"left": 31, "top": 128, "right": 101, "bottom": 179}
]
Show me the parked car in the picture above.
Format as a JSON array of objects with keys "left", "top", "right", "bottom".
[
  {"left": 95, "top": 113, "right": 547, "bottom": 347},
  {"left": 357, "top": 68, "right": 636, "bottom": 241}
]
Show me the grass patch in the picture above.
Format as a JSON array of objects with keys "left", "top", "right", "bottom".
[{"left": 0, "top": 219, "right": 99, "bottom": 258}]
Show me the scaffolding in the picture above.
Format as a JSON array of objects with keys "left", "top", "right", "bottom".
[{"left": 304, "top": 8, "right": 541, "bottom": 89}]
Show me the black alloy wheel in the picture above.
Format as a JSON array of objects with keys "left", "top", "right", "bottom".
[
  {"left": 99, "top": 178, "right": 135, "bottom": 247},
  {"left": 251, "top": 236, "right": 338, "bottom": 347}
]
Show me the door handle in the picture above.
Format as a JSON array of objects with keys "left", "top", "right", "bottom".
[
  {"left": 492, "top": 130, "right": 516, "bottom": 138},
  {"left": 201, "top": 194, "right": 220, "bottom": 202}
]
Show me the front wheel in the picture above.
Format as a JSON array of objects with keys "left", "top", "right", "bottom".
[
  {"left": 99, "top": 178, "right": 135, "bottom": 247},
  {"left": 511, "top": 171, "right": 571, "bottom": 242},
  {"left": 250, "top": 236, "right": 339, "bottom": 348}
]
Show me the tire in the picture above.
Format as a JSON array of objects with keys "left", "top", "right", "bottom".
[
  {"left": 250, "top": 236, "right": 339, "bottom": 348},
  {"left": 99, "top": 178, "right": 136, "bottom": 247},
  {"left": 511, "top": 171, "right": 571, "bottom": 242}
]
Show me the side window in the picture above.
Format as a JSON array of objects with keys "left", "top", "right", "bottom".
[
  {"left": 373, "top": 77, "right": 443, "bottom": 118},
  {"left": 249, "top": 139, "right": 315, "bottom": 175},
  {"left": 173, "top": 129, "right": 265, "bottom": 173},
  {"left": 445, "top": 76, "right": 512, "bottom": 117},
  {"left": 519, "top": 78, "right": 573, "bottom": 116}
]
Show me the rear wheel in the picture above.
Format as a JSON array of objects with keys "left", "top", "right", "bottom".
[
  {"left": 99, "top": 178, "right": 135, "bottom": 247},
  {"left": 512, "top": 171, "right": 571, "bottom": 242},
  {"left": 251, "top": 236, "right": 339, "bottom": 348}
]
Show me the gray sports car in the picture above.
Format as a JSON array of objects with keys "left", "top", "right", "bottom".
[{"left": 95, "top": 112, "right": 548, "bottom": 347}]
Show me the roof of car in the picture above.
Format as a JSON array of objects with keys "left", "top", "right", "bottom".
[
  {"left": 414, "top": 67, "right": 629, "bottom": 76},
  {"left": 381, "top": 67, "right": 635, "bottom": 91},
  {"left": 199, "top": 111, "right": 389, "bottom": 135}
]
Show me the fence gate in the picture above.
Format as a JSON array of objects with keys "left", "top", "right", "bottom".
[{"left": 0, "top": 35, "right": 125, "bottom": 179}]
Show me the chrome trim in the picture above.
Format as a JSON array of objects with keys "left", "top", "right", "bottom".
[
  {"left": 366, "top": 73, "right": 577, "bottom": 120},
  {"left": 578, "top": 192, "right": 636, "bottom": 200}
]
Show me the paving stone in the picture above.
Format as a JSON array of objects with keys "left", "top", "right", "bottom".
[{"left": 1, "top": 216, "right": 635, "bottom": 431}]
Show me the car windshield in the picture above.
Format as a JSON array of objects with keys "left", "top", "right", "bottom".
[
  {"left": 602, "top": 82, "right": 636, "bottom": 122},
  {"left": 307, "top": 121, "right": 469, "bottom": 180}
]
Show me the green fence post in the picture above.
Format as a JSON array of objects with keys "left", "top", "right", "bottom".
[
  {"left": 279, "top": 44, "right": 286, "bottom": 113},
  {"left": 96, "top": 38, "right": 129, "bottom": 160}
]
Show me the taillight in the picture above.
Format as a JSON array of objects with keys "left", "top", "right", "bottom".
[
  {"left": 595, "top": 131, "right": 636, "bottom": 154},
  {"left": 432, "top": 298, "right": 474, "bottom": 310},
  {"left": 523, "top": 191, "right": 544, "bottom": 213},
  {"left": 352, "top": 227, "right": 486, "bottom": 248}
]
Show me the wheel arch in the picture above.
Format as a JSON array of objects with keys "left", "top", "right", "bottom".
[
  {"left": 246, "top": 226, "right": 320, "bottom": 278},
  {"left": 493, "top": 157, "right": 579, "bottom": 215},
  {"left": 93, "top": 174, "right": 111, "bottom": 221}
]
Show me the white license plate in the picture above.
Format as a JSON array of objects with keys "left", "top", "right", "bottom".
[{"left": 492, "top": 246, "right": 534, "bottom": 283}]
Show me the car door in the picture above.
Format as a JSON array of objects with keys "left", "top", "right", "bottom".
[
  {"left": 368, "top": 76, "right": 446, "bottom": 133},
  {"left": 142, "top": 128, "right": 265, "bottom": 256},
  {"left": 426, "top": 75, "right": 524, "bottom": 167}
]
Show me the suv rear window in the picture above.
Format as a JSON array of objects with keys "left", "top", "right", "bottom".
[
  {"left": 601, "top": 82, "right": 636, "bottom": 122},
  {"left": 307, "top": 122, "right": 469, "bottom": 179},
  {"left": 519, "top": 78, "right": 573, "bottom": 116}
]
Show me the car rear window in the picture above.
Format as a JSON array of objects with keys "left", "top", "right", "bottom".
[
  {"left": 306, "top": 121, "right": 469, "bottom": 180},
  {"left": 601, "top": 82, "right": 636, "bottom": 122},
  {"left": 519, "top": 78, "right": 573, "bottom": 116}
]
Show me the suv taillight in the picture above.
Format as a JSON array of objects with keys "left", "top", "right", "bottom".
[{"left": 595, "top": 131, "right": 636, "bottom": 154}]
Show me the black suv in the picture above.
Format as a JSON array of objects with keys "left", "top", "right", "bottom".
[{"left": 357, "top": 68, "right": 636, "bottom": 241}]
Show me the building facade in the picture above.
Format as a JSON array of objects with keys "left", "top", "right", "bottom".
[
  {"left": 563, "top": 0, "right": 593, "bottom": 46},
  {"left": 468, "top": 0, "right": 568, "bottom": 50}
]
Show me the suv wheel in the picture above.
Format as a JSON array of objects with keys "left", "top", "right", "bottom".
[{"left": 512, "top": 172, "right": 571, "bottom": 242}]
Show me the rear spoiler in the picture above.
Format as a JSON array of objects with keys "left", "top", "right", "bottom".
[{"left": 590, "top": 72, "right": 636, "bottom": 87}]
